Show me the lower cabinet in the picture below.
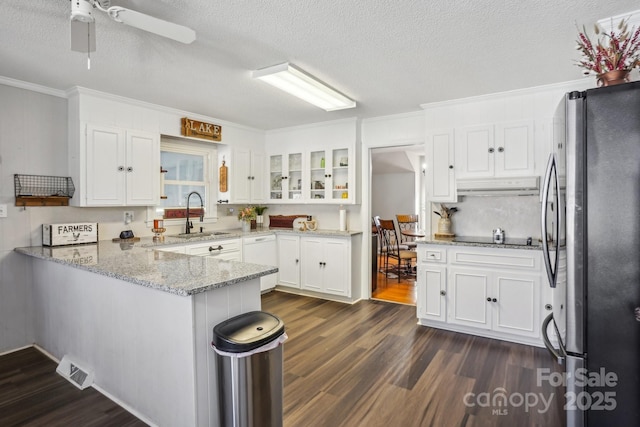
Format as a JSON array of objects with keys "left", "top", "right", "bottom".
[
  {"left": 417, "top": 244, "right": 542, "bottom": 345},
  {"left": 276, "top": 233, "right": 353, "bottom": 299},
  {"left": 300, "top": 236, "right": 350, "bottom": 297},
  {"left": 277, "top": 234, "right": 301, "bottom": 289}
]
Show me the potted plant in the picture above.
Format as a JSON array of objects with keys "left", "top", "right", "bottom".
[
  {"left": 254, "top": 205, "right": 268, "bottom": 228},
  {"left": 575, "top": 18, "right": 640, "bottom": 86},
  {"left": 433, "top": 203, "right": 458, "bottom": 237},
  {"left": 237, "top": 206, "right": 256, "bottom": 232}
]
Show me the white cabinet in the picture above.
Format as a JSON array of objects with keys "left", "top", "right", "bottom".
[
  {"left": 300, "top": 236, "right": 350, "bottom": 297},
  {"left": 417, "top": 244, "right": 542, "bottom": 345},
  {"left": 276, "top": 234, "right": 301, "bottom": 288},
  {"left": 268, "top": 152, "right": 303, "bottom": 202},
  {"left": 426, "top": 128, "right": 456, "bottom": 202},
  {"left": 221, "top": 148, "right": 267, "bottom": 204},
  {"left": 307, "top": 147, "right": 352, "bottom": 203},
  {"left": 268, "top": 146, "right": 354, "bottom": 204},
  {"left": 77, "top": 124, "right": 159, "bottom": 206},
  {"left": 455, "top": 120, "right": 534, "bottom": 179}
]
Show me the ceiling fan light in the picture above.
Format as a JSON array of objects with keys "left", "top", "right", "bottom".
[
  {"left": 70, "top": 0, "right": 94, "bottom": 24},
  {"left": 253, "top": 63, "right": 356, "bottom": 111}
]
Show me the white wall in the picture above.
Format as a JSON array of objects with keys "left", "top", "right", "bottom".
[{"left": 371, "top": 172, "right": 415, "bottom": 221}]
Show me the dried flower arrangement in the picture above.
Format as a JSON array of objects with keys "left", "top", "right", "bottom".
[
  {"left": 575, "top": 18, "right": 640, "bottom": 76},
  {"left": 237, "top": 206, "right": 257, "bottom": 222},
  {"left": 433, "top": 203, "right": 458, "bottom": 219}
]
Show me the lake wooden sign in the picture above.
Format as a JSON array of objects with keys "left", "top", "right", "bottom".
[{"left": 181, "top": 117, "right": 222, "bottom": 142}]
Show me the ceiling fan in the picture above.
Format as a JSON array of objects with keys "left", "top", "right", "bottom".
[{"left": 70, "top": 0, "right": 196, "bottom": 55}]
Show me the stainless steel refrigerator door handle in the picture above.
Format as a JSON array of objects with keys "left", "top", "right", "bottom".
[
  {"left": 635, "top": 307, "right": 640, "bottom": 322},
  {"left": 541, "top": 313, "right": 566, "bottom": 364},
  {"left": 541, "top": 154, "right": 560, "bottom": 288}
]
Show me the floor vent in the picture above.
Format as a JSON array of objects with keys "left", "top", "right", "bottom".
[{"left": 56, "top": 355, "right": 94, "bottom": 390}]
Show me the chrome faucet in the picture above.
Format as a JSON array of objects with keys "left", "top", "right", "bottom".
[{"left": 185, "top": 191, "right": 204, "bottom": 234}]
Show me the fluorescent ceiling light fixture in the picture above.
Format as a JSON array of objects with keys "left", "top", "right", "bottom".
[{"left": 252, "top": 63, "right": 356, "bottom": 111}]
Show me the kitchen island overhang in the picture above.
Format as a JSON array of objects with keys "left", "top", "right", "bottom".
[{"left": 15, "top": 238, "right": 278, "bottom": 427}]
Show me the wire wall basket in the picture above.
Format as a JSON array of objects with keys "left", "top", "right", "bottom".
[{"left": 14, "top": 174, "right": 75, "bottom": 207}]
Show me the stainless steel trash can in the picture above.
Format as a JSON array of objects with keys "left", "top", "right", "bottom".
[{"left": 212, "top": 311, "right": 286, "bottom": 427}]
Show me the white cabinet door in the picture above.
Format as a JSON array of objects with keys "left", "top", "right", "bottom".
[
  {"left": 126, "top": 130, "right": 159, "bottom": 205},
  {"left": 455, "top": 125, "right": 494, "bottom": 179},
  {"left": 85, "top": 124, "right": 158, "bottom": 206},
  {"left": 301, "top": 237, "right": 324, "bottom": 292},
  {"left": 426, "top": 129, "right": 456, "bottom": 202},
  {"left": 494, "top": 120, "right": 535, "bottom": 176},
  {"left": 492, "top": 272, "right": 540, "bottom": 338},
  {"left": 418, "top": 264, "right": 447, "bottom": 322},
  {"left": 250, "top": 151, "right": 267, "bottom": 203},
  {"left": 86, "top": 125, "right": 126, "bottom": 205},
  {"left": 232, "top": 148, "right": 252, "bottom": 204},
  {"left": 448, "top": 267, "right": 491, "bottom": 329},
  {"left": 277, "top": 234, "right": 300, "bottom": 288},
  {"left": 321, "top": 238, "right": 349, "bottom": 296}
]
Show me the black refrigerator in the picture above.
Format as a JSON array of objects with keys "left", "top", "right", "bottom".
[{"left": 541, "top": 81, "right": 640, "bottom": 427}]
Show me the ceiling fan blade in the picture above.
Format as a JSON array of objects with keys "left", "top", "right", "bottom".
[
  {"left": 106, "top": 7, "right": 196, "bottom": 44},
  {"left": 71, "top": 19, "right": 96, "bottom": 53}
]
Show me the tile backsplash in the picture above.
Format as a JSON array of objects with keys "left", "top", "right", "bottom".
[{"left": 434, "top": 195, "right": 542, "bottom": 241}]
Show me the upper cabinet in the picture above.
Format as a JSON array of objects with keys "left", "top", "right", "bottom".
[
  {"left": 220, "top": 147, "right": 267, "bottom": 204},
  {"left": 72, "top": 123, "right": 159, "bottom": 206},
  {"left": 266, "top": 118, "right": 357, "bottom": 204},
  {"left": 455, "top": 120, "right": 535, "bottom": 179},
  {"left": 426, "top": 128, "right": 456, "bottom": 202}
]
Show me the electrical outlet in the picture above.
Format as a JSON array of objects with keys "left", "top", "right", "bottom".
[
  {"left": 124, "top": 211, "right": 134, "bottom": 224},
  {"left": 0, "top": 204, "right": 7, "bottom": 218}
]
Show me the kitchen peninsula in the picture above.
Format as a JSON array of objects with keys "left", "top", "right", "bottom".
[{"left": 15, "top": 237, "right": 278, "bottom": 427}]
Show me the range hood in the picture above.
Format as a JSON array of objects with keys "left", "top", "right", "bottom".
[{"left": 456, "top": 176, "right": 540, "bottom": 196}]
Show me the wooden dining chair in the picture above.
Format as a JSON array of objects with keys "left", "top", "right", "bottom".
[
  {"left": 396, "top": 214, "right": 419, "bottom": 249},
  {"left": 378, "top": 218, "right": 416, "bottom": 282}
]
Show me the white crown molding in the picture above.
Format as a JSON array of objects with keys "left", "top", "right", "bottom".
[
  {"left": 361, "top": 110, "right": 423, "bottom": 124},
  {"left": 597, "top": 9, "right": 640, "bottom": 29},
  {"left": 420, "top": 78, "right": 592, "bottom": 110},
  {"left": 0, "top": 75, "right": 67, "bottom": 98}
]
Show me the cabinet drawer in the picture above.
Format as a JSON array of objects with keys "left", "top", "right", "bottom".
[
  {"left": 451, "top": 249, "right": 538, "bottom": 270},
  {"left": 420, "top": 248, "right": 447, "bottom": 263},
  {"left": 185, "top": 239, "right": 241, "bottom": 257}
]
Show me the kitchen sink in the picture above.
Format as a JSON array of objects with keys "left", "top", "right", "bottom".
[{"left": 172, "top": 231, "right": 231, "bottom": 239}]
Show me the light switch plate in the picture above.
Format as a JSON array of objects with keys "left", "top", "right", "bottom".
[{"left": 0, "top": 204, "right": 7, "bottom": 218}]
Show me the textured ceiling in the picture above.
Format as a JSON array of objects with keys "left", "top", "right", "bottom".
[{"left": 1, "top": 1, "right": 637, "bottom": 130}]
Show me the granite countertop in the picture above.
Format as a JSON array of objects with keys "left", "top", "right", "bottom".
[
  {"left": 417, "top": 236, "right": 544, "bottom": 251},
  {"left": 15, "top": 227, "right": 361, "bottom": 296},
  {"left": 15, "top": 237, "right": 278, "bottom": 297},
  {"left": 141, "top": 227, "right": 361, "bottom": 248}
]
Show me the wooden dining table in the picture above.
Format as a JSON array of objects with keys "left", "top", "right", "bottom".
[{"left": 400, "top": 229, "right": 426, "bottom": 238}]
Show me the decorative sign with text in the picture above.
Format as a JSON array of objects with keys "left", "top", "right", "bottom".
[{"left": 181, "top": 117, "right": 222, "bottom": 142}]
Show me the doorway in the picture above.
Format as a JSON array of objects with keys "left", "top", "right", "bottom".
[{"left": 370, "top": 144, "right": 425, "bottom": 305}]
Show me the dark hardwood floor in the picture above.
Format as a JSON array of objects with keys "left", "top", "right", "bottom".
[
  {"left": 1, "top": 291, "right": 565, "bottom": 427},
  {"left": 0, "top": 347, "right": 146, "bottom": 426},
  {"left": 262, "top": 291, "right": 566, "bottom": 427}
]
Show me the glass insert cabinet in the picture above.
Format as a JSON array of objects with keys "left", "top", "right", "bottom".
[{"left": 268, "top": 147, "right": 352, "bottom": 203}]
